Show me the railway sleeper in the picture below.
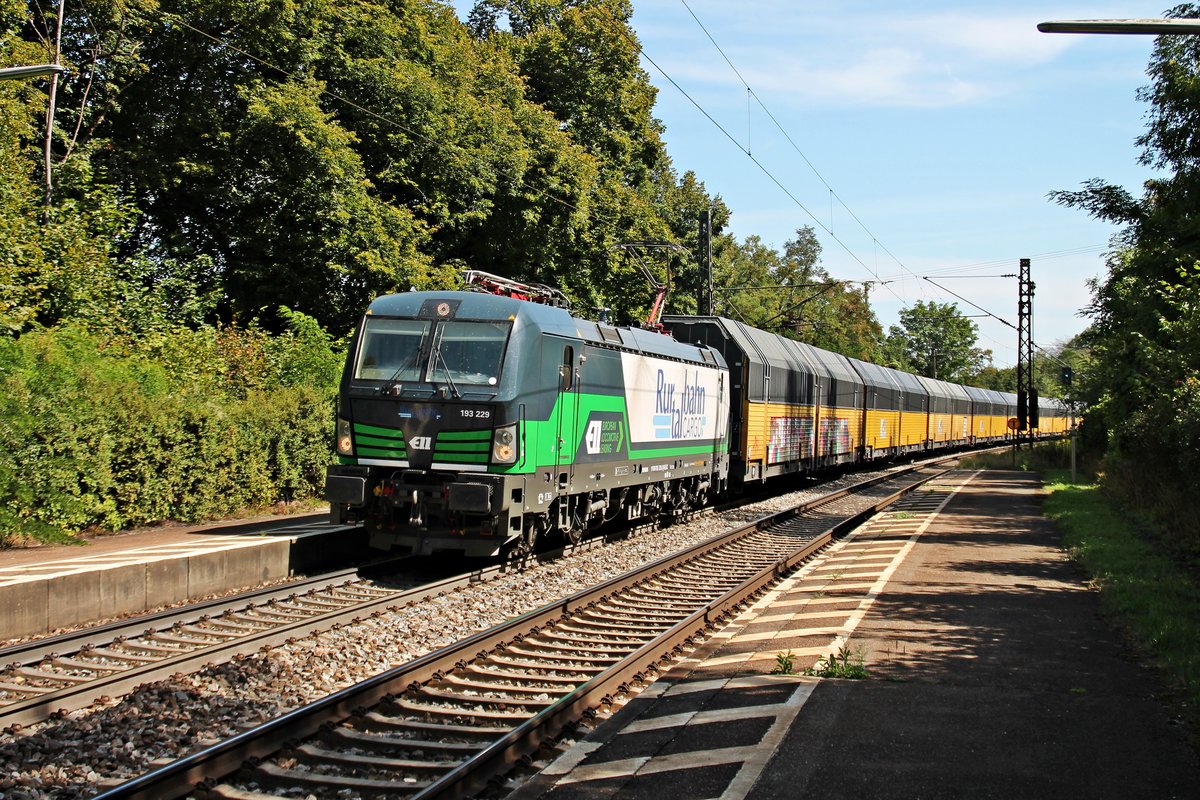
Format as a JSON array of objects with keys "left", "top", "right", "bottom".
[
  {"left": 592, "top": 600, "right": 693, "bottom": 619},
  {"left": 438, "top": 674, "right": 576, "bottom": 697},
  {"left": 249, "top": 760, "right": 435, "bottom": 797},
  {"left": 290, "top": 742, "right": 465, "bottom": 772},
  {"left": 325, "top": 725, "right": 487, "bottom": 757},
  {"left": 649, "top": 572, "right": 743, "bottom": 591},
  {"left": 10, "top": 666, "right": 93, "bottom": 684},
  {"left": 679, "top": 560, "right": 758, "bottom": 577},
  {"left": 327, "top": 587, "right": 395, "bottom": 601},
  {"left": 219, "top": 612, "right": 294, "bottom": 627},
  {"left": 503, "top": 639, "right": 632, "bottom": 658},
  {"left": 146, "top": 631, "right": 219, "bottom": 647},
  {"left": 0, "top": 681, "right": 52, "bottom": 696},
  {"left": 390, "top": 694, "right": 537, "bottom": 722},
  {"left": 531, "top": 635, "right": 649, "bottom": 655},
  {"left": 555, "top": 616, "right": 670, "bottom": 633},
  {"left": 110, "top": 640, "right": 187, "bottom": 656},
  {"left": 82, "top": 647, "right": 159, "bottom": 664},
  {"left": 635, "top": 577, "right": 727, "bottom": 596},
  {"left": 499, "top": 646, "right": 625, "bottom": 666},
  {"left": 358, "top": 709, "right": 508, "bottom": 739},
  {"left": 289, "top": 595, "right": 357, "bottom": 610},
  {"left": 541, "top": 623, "right": 657, "bottom": 641},
  {"left": 177, "top": 624, "right": 244, "bottom": 640},
  {"left": 50, "top": 656, "right": 122, "bottom": 673},
  {"left": 194, "top": 618, "right": 269, "bottom": 634},
  {"left": 418, "top": 685, "right": 557, "bottom": 710},
  {"left": 480, "top": 654, "right": 607, "bottom": 675},
  {"left": 229, "top": 607, "right": 309, "bottom": 622},
  {"left": 462, "top": 663, "right": 593, "bottom": 686},
  {"left": 600, "top": 595, "right": 699, "bottom": 613}
]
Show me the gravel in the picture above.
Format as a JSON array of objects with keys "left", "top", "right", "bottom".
[{"left": 0, "top": 466, "right": 909, "bottom": 799}]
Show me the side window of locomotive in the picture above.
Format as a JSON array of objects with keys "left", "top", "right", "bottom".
[
  {"left": 437, "top": 321, "right": 511, "bottom": 386},
  {"left": 354, "top": 319, "right": 431, "bottom": 381},
  {"left": 560, "top": 346, "right": 574, "bottom": 391}
]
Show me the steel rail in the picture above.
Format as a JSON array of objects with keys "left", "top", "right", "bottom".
[
  {"left": 416, "top": 464, "right": 951, "bottom": 800},
  {"left": 0, "top": 504, "right": 688, "bottom": 731},
  {"left": 0, "top": 513, "right": 347, "bottom": 665},
  {"left": 0, "top": 557, "right": 486, "bottom": 730},
  {"left": 93, "top": 460, "right": 952, "bottom": 800}
]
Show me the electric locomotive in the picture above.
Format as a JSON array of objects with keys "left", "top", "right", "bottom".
[{"left": 325, "top": 272, "right": 730, "bottom": 557}]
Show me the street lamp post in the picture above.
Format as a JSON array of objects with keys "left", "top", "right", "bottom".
[
  {"left": 1038, "top": 19, "right": 1200, "bottom": 34},
  {"left": 0, "top": 65, "right": 66, "bottom": 80},
  {"left": 1, "top": 1, "right": 67, "bottom": 210}
]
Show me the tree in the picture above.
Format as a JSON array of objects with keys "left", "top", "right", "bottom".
[
  {"left": 1050, "top": 3, "right": 1200, "bottom": 551},
  {"left": 466, "top": 0, "right": 682, "bottom": 321},
  {"left": 709, "top": 226, "right": 883, "bottom": 360},
  {"left": 883, "top": 301, "right": 987, "bottom": 382}
]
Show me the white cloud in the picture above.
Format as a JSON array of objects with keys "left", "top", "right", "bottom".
[{"left": 636, "top": 2, "right": 1151, "bottom": 110}]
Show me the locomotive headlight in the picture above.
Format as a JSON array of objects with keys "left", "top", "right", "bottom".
[
  {"left": 492, "top": 424, "right": 518, "bottom": 464},
  {"left": 336, "top": 418, "right": 354, "bottom": 456}
]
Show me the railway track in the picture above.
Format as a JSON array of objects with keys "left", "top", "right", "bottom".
[
  {"left": 0, "top": 500, "right": 693, "bottom": 733},
  {"left": 94, "top": 460, "right": 954, "bottom": 800},
  {"left": 0, "top": 556, "right": 486, "bottom": 732}
]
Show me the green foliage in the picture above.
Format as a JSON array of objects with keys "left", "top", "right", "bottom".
[
  {"left": 770, "top": 650, "right": 796, "bottom": 675},
  {"left": 1044, "top": 474, "right": 1200, "bottom": 733},
  {"left": 1050, "top": 5, "right": 1200, "bottom": 552},
  {"left": 804, "top": 644, "right": 869, "bottom": 679},
  {"left": 958, "top": 441, "right": 1092, "bottom": 476},
  {"left": 713, "top": 226, "right": 883, "bottom": 359},
  {"left": 0, "top": 321, "right": 340, "bottom": 547},
  {"left": 884, "top": 300, "right": 989, "bottom": 381}
]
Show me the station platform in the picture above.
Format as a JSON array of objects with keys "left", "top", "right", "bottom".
[
  {"left": 0, "top": 511, "right": 361, "bottom": 641},
  {"left": 516, "top": 470, "right": 1200, "bottom": 800}
]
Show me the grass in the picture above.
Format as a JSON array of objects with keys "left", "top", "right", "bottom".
[
  {"left": 957, "top": 440, "right": 1082, "bottom": 473},
  {"left": 804, "top": 644, "right": 869, "bottom": 679},
  {"left": 1041, "top": 469, "right": 1200, "bottom": 737},
  {"left": 771, "top": 650, "right": 796, "bottom": 675}
]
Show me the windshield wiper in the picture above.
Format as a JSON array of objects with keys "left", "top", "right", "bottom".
[
  {"left": 431, "top": 343, "right": 461, "bottom": 399},
  {"left": 380, "top": 346, "right": 424, "bottom": 395}
]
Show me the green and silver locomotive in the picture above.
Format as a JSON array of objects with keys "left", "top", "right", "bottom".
[{"left": 325, "top": 273, "right": 731, "bottom": 557}]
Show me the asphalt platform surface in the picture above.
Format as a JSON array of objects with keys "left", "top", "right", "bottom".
[{"left": 515, "top": 470, "right": 1200, "bottom": 800}]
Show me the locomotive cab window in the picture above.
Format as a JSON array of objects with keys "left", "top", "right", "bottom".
[
  {"left": 353, "top": 318, "right": 511, "bottom": 386},
  {"left": 435, "top": 321, "right": 510, "bottom": 386},
  {"left": 354, "top": 319, "right": 431, "bottom": 381}
]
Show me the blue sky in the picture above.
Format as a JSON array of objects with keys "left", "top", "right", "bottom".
[{"left": 454, "top": 2, "right": 1172, "bottom": 368}]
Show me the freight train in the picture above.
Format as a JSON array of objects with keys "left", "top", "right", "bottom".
[{"left": 325, "top": 272, "right": 1070, "bottom": 557}]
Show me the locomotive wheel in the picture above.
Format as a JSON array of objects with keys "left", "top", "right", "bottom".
[{"left": 512, "top": 518, "right": 540, "bottom": 559}]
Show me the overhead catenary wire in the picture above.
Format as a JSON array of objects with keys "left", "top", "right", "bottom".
[
  {"left": 669, "top": 0, "right": 1101, "bottom": 366},
  {"left": 615, "top": 16, "right": 909, "bottom": 307},
  {"left": 154, "top": 6, "right": 1084, "bottom": 372}
]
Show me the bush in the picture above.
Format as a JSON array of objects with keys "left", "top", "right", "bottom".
[
  {"left": 0, "top": 317, "right": 340, "bottom": 547},
  {"left": 1102, "top": 376, "right": 1200, "bottom": 562}
]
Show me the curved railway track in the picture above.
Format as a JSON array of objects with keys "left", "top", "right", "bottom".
[{"left": 94, "top": 460, "right": 954, "bottom": 800}]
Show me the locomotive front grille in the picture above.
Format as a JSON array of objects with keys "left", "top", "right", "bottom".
[
  {"left": 434, "top": 429, "right": 491, "bottom": 465},
  {"left": 353, "top": 422, "right": 408, "bottom": 460}
]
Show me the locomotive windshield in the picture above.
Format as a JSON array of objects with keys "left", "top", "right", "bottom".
[{"left": 353, "top": 318, "right": 510, "bottom": 387}]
